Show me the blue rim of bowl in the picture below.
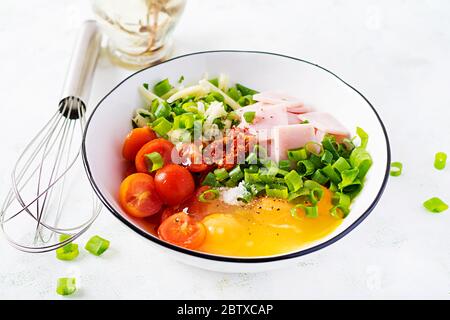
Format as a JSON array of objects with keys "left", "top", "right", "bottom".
[{"left": 82, "top": 50, "right": 391, "bottom": 263}]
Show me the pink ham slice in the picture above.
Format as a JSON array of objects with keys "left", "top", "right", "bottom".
[
  {"left": 271, "top": 123, "right": 317, "bottom": 162},
  {"left": 237, "top": 103, "right": 299, "bottom": 140},
  {"left": 253, "top": 91, "right": 311, "bottom": 114},
  {"left": 297, "top": 112, "right": 350, "bottom": 137}
]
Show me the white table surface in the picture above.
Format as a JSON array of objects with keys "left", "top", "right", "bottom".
[{"left": 1, "top": 0, "right": 449, "bottom": 300}]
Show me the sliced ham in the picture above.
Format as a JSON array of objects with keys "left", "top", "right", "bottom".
[
  {"left": 237, "top": 103, "right": 299, "bottom": 140},
  {"left": 253, "top": 91, "right": 303, "bottom": 105},
  {"left": 297, "top": 112, "right": 350, "bottom": 137},
  {"left": 271, "top": 124, "right": 317, "bottom": 162}
]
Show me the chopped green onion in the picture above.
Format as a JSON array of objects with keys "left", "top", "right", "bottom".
[
  {"left": 288, "top": 188, "right": 311, "bottom": 202},
  {"left": 56, "top": 278, "right": 76, "bottom": 296},
  {"left": 59, "top": 234, "right": 72, "bottom": 243},
  {"left": 332, "top": 192, "right": 351, "bottom": 208},
  {"left": 202, "top": 172, "right": 220, "bottom": 187},
  {"left": 341, "top": 179, "right": 362, "bottom": 196},
  {"left": 145, "top": 152, "right": 164, "bottom": 172},
  {"left": 278, "top": 160, "right": 291, "bottom": 171},
  {"left": 423, "top": 197, "right": 448, "bottom": 213},
  {"left": 265, "top": 184, "right": 289, "bottom": 199},
  {"left": 244, "top": 171, "right": 260, "bottom": 184},
  {"left": 225, "top": 179, "right": 238, "bottom": 188},
  {"left": 356, "top": 127, "right": 369, "bottom": 149},
  {"left": 209, "top": 78, "right": 219, "bottom": 87},
  {"left": 390, "top": 162, "right": 403, "bottom": 176},
  {"left": 297, "top": 160, "right": 315, "bottom": 176},
  {"left": 303, "top": 180, "right": 323, "bottom": 190},
  {"left": 154, "top": 102, "right": 171, "bottom": 118},
  {"left": 246, "top": 152, "right": 258, "bottom": 164},
  {"left": 247, "top": 183, "right": 266, "bottom": 196},
  {"left": 349, "top": 147, "right": 372, "bottom": 179},
  {"left": 332, "top": 157, "right": 351, "bottom": 174},
  {"left": 238, "top": 95, "right": 254, "bottom": 107},
  {"left": 434, "top": 152, "right": 447, "bottom": 170},
  {"left": 178, "top": 75, "right": 184, "bottom": 83},
  {"left": 308, "top": 154, "right": 323, "bottom": 169},
  {"left": 85, "top": 235, "right": 110, "bottom": 256},
  {"left": 291, "top": 204, "right": 319, "bottom": 219},
  {"left": 247, "top": 164, "right": 259, "bottom": 173},
  {"left": 237, "top": 189, "right": 253, "bottom": 203},
  {"left": 56, "top": 243, "right": 79, "bottom": 261},
  {"left": 330, "top": 205, "right": 350, "bottom": 219},
  {"left": 153, "top": 79, "right": 173, "bottom": 97},
  {"left": 152, "top": 117, "right": 172, "bottom": 136},
  {"left": 321, "top": 164, "right": 342, "bottom": 185},
  {"left": 243, "top": 111, "right": 256, "bottom": 124},
  {"left": 284, "top": 170, "right": 303, "bottom": 192},
  {"left": 205, "top": 92, "right": 224, "bottom": 103},
  {"left": 227, "top": 87, "right": 241, "bottom": 101},
  {"left": 236, "top": 83, "right": 258, "bottom": 96},
  {"left": 199, "top": 189, "right": 220, "bottom": 202},
  {"left": 214, "top": 168, "right": 229, "bottom": 181},
  {"left": 288, "top": 148, "right": 308, "bottom": 162},
  {"left": 311, "top": 169, "right": 329, "bottom": 185},
  {"left": 143, "top": 83, "right": 149, "bottom": 90},
  {"left": 229, "top": 166, "right": 244, "bottom": 182},
  {"left": 338, "top": 168, "right": 359, "bottom": 190},
  {"left": 329, "top": 182, "right": 338, "bottom": 192},
  {"left": 310, "top": 188, "right": 324, "bottom": 205},
  {"left": 321, "top": 150, "right": 334, "bottom": 164},
  {"left": 305, "top": 141, "right": 323, "bottom": 156},
  {"left": 322, "top": 135, "right": 339, "bottom": 159}
]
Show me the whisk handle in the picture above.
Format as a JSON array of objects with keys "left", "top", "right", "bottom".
[{"left": 60, "top": 20, "right": 101, "bottom": 107}]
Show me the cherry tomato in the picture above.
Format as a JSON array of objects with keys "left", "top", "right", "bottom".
[
  {"left": 157, "top": 212, "right": 206, "bottom": 249},
  {"left": 154, "top": 164, "right": 195, "bottom": 206},
  {"left": 135, "top": 138, "right": 174, "bottom": 173},
  {"left": 122, "top": 127, "right": 156, "bottom": 161},
  {"left": 119, "top": 173, "right": 163, "bottom": 218}
]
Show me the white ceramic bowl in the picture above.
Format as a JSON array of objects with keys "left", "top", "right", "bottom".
[{"left": 82, "top": 51, "right": 390, "bottom": 273}]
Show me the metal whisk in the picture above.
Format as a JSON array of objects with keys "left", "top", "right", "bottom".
[{"left": 0, "top": 21, "right": 102, "bottom": 253}]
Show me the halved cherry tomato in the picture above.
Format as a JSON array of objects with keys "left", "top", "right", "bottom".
[
  {"left": 122, "top": 127, "right": 156, "bottom": 161},
  {"left": 157, "top": 212, "right": 206, "bottom": 249},
  {"left": 119, "top": 173, "right": 163, "bottom": 218},
  {"left": 135, "top": 138, "right": 174, "bottom": 173},
  {"left": 154, "top": 164, "right": 195, "bottom": 206}
]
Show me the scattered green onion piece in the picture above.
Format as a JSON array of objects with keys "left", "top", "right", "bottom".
[
  {"left": 209, "top": 78, "right": 219, "bottom": 86},
  {"left": 305, "top": 141, "right": 323, "bottom": 156},
  {"left": 85, "top": 235, "right": 110, "bottom": 256},
  {"left": 152, "top": 117, "right": 172, "bottom": 136},
  {"left": 225, "top": 179, "right": 238, "bottom": 188},
  {"left": 144, "top": 152, "right": 164, "bottom": 172},
  {"left": 205, "top": 92, "right": 224, "bottom": 103},
  {"left": 390, "top": 162, "right": 403, "bottom": 176},
  {"left": 143, "top": 83, "right": 149, "bottom": 90},
  {"left": 56, "top": 278, "right": 76, "bottom": 296},
  {"left": 297, "top": 160, "right": 315, "bottom": 176},
  {"left": 153, "top": 79, "right": 173, "bottom": 97},
  {"left": 434, "top": 152, "right": 447, "bottom": 170},
  {"left": 229, "top": 166, "right": 244, "bottom": 182},
  {"left": 288, "top": 148, "right": 308, "bottom": 162},
  {"left": 247, "top": 164, "right": 259, "bottom": 173},
  {"left": 278, "top": 160, "right": 291, "bottom": 171},
  {"left": 329, "top": 182, "right": 338, "bottom": 192},
  {"left": 423, "top": 197, "right": 448, "bottom": 213},
  {"left": 311, "top": 169, "right": 329, "bottom": 185},
  {"left": 237, "top": 190, "right": 253, "bottom": 203},
  {"left": 265, "top": 185, "right": 289, "bottom": 199},
  {"left": 59, "top": 234, "right": 72, "bottom": 243},
  {"left": 246, "top": 152, "right": 258, "bottom": 164},
  {"left": 178, "top": 75, "right": 184, "bottom": 83},
  {"left": 341, "top": 179, "right": 362, "bottom": 196},
  {"left": 310, "top": 188, "right": 324, "bottom": 205},
  {"left": 321, "top": 150, "right": 334, "bottom": 164},
  {"left": 56, "top": 243, "right": 79, "bottom": 261},
  {"left": 243, "top": 111, "right": 256, "bottom": 124},
  {"left": 338, "top": 168, "right": 359, "bottom": 190},
  {"left": 238, "top": 95, "right": 254, "bottom": 107},
  {"left": 154, "top": 102, "right": 171, "bottom": 118},
  {"left": 291, "top": 205, "right": 319, "bottom": 219},
  {"left": 321, "top": 164, "right": 342, "bottom": 185},
  {"left": 330, "top": 205, "right": 350, "bottom": 219},
  {"left": 199, "top": 189, "right": 220, "bottom": 202},
  {"left": 284, "top": 170, "right": 303, "bottom": 192},
  {"left": 332, "top": 157, "right": 351, "bottom": 174},
  {"left": 236, "top": 83, "right": 258, "bottom": 96}
]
